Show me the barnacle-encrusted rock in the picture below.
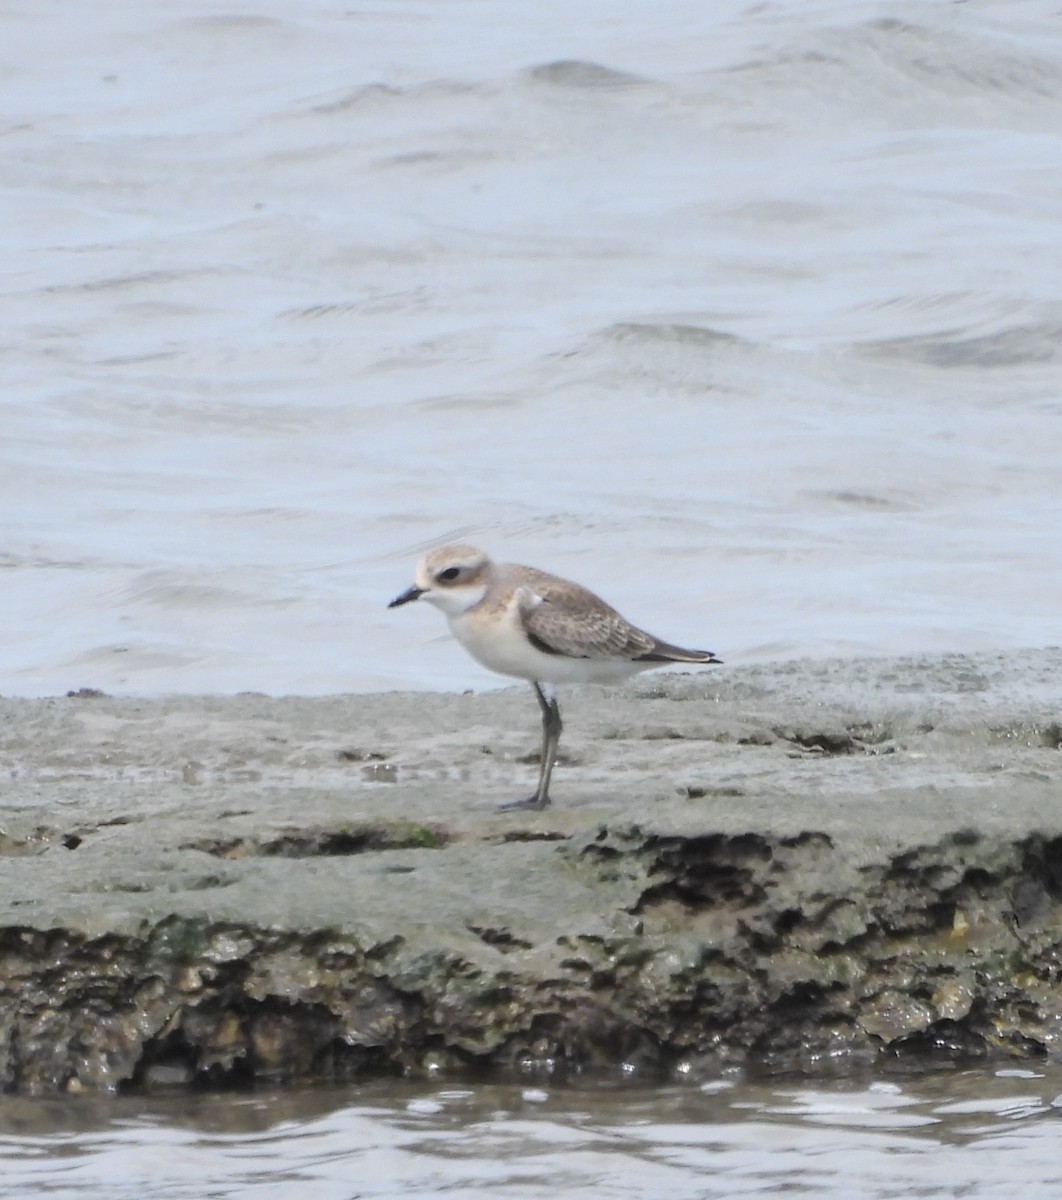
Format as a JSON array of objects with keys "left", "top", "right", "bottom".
[{"left": 0, "top": 650, "right": 1060, "bottom": 1092}]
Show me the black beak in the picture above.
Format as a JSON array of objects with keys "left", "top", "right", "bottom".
[{"left": 388, "top": 585, "right": 425, "bottom": 608}]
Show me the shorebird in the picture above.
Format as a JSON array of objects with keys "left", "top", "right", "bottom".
[{"left": 388, "top": 544, "right": 722, "bottom": 810}]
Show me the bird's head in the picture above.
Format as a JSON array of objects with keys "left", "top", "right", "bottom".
[{"left": 388, "top": 544, "right": 493, "bottom": 616}]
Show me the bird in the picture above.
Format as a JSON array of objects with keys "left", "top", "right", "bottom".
[{"left": 388, "top": 544, "right": 722, "bottom": 810}]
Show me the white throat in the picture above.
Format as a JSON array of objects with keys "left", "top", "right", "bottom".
[{"left": 422, "top": 583, "right": 488, "bottom": 617}]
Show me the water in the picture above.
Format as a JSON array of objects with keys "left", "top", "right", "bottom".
[
  {"left": 2, "top": 1068, "right": 1062, "bottom": 1199},
  {"left": 2, "top": 0, "right": 1060, "bottom": 697}
]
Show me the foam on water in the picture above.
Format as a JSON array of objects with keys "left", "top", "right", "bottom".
[{"left": 3, "top": 0, "right": 1061, "bottom": 695}]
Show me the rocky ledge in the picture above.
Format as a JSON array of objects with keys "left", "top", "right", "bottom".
[{"left": 1, "top": 650, "right": 1060, "bottom": 1094}]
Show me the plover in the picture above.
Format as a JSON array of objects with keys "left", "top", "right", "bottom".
[{"left": 388, "top": 544, "right": 722, "bottom": 810}]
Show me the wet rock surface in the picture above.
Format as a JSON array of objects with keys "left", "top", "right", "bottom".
[{"left": 1, "top": 649, "right": 1060, "bottom": 1093}]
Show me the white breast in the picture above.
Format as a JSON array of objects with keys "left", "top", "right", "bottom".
[{"left": 448, "top": 594, "right": 654, "bottom": 686}]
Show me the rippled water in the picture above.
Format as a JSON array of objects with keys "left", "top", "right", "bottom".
[
  {"left": 2, "top": 1068, "right": 1062, "bottom": 1199},
  {"left": 4, "top": 0, "right": 1062, "bottom": 697}
]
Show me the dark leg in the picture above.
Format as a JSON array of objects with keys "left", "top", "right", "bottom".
[
  {"left": 532, "top": 682, "right": 563, "bottom": 807},
  {"left": 498, "top": 683, "right": 562, "bottom": 811}
]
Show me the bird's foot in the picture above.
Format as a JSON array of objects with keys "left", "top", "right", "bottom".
[{"left": 497, "top": 793, "right": 551, "bottom": 812}]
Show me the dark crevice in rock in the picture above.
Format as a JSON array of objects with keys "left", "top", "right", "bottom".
[
  {"left": 888, "top": 1019, "right": 991, "bottom": 1061},
  {"left": 633, "top": 834, "right": 773, "bottom": 914},
  {"left": 678, "top": 784, "right": 746, "bottom": 800},
  {"left": 773, "top": 908, "right": 804, "bottom": 937},
  {"left": 775, "top": 728, "right": 861, "bottom": 755},
  {"left": 779, "top": 831, "right": 835, "bottom": 851},
  {"left": 185, "top": 822, "right": 449, "bottom": 858},
  {"left": 492, "top": 830, "right": 570, "bottom": 844},
  {"left": 467, "top": 925, "right": 534, "bottom": 952},
  {"left": 1022, "top": 834, "right": 1062, "bottom": 898}
]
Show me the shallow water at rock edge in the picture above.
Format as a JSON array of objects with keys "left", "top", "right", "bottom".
[{"left": 2, "top": 1067, "right": 1062, "bottom": 1199}]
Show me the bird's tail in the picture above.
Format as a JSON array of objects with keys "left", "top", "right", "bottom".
[{"left": 639, "top": 640, "right": 723, "bottom": 665}]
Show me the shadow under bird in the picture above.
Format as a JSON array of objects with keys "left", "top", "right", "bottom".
[{"left": 388, "top": 544, "right": 722, "bottom": 810}]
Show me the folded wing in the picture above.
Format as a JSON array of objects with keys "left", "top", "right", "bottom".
[{"left": 523, "top": 593, "right": 658, "bottom": 660}]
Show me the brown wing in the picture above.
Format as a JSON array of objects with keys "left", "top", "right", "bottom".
[{"left": 519, "top": 575, "right": 657, "bottom": 661}]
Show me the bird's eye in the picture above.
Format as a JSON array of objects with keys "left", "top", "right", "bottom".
[{"left": 438, "top": 566, "right": 461, "bottom": 582}]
